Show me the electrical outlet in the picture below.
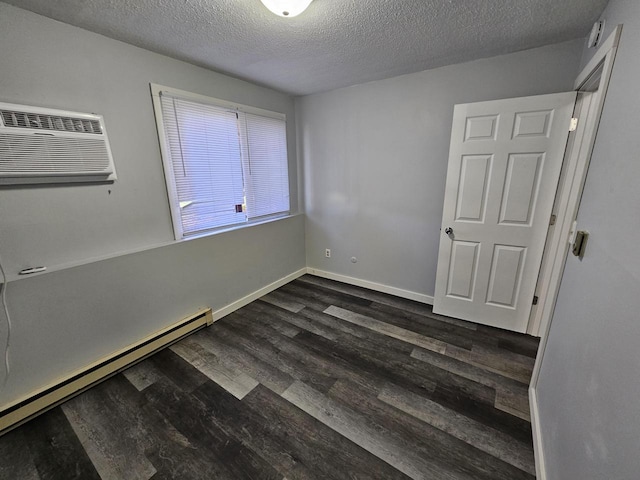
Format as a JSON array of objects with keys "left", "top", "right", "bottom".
[{"left": 325, "top": 249, "right": 331, "bottom": 258}]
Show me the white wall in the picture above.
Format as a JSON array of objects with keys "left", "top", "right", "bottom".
[
  {"left": 0, "top": 4, "right": 305, "bottom": 406},
  {"left": 537, "top": 1, "right": 640, "bottom": 478},
  {"left": 297, "top": 40, "right": 583, "bottom": 297}
]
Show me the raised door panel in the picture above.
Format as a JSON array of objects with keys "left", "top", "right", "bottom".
[
  {"left": 446, "top": 241, "right": 479, "bottom": 300},
  {"left": 464, "top": 115, "right": 499, "bottom": 141},
  {"left": 512, "top": 110, "right": 553, "bottom": 138},
  {"left": 455, "top": 155, "right": 492, "bottom": 222},
  {"left": 486, "top": 245, "right": 527, "bottom": 308},
  {"left": 498, "top": 153, "right": 544, "bottom": 225}
]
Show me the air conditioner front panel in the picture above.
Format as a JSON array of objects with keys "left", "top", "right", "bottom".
[{"left": 0, "top": 102, "right": 116, "bottom": 185}]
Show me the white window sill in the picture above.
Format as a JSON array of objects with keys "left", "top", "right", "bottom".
[{"left": 181, "top": 212, "right": 294, "bottom": 242}]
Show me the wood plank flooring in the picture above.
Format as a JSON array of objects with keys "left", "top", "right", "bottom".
[{"left": 0, "top": 274, "right": 540, "bottom": 479}]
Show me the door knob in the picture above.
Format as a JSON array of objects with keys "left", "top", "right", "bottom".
[{"left": 444, "top": 227, "right": 453, "bottom": 235}]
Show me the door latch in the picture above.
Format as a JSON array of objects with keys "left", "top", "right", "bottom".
[{"left": 572, "top": 230, "right": 589, "bottom": 259}]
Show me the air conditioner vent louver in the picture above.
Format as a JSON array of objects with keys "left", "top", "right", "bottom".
[
  {"left": 0, "top": 102, "right": 116, "bottom": 185},
  {"left": 0, "top": 110, "right": 102, "bottom": 134}
]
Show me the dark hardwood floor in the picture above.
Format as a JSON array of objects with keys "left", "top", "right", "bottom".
[{"left": 0, "top": 274, "right": 540, "bottom": 479}]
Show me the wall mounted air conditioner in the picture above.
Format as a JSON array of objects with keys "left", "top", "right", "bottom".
[{"left": 0, "top": 102, "right": 117, "bottom": 185}]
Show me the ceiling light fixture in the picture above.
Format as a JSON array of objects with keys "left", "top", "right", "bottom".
[{"left": 260, "top": 0, "right": 313, "bottom": 17}]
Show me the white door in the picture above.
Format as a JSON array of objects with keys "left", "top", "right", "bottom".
[{"left": 433, "top": 92, "right": 576, "bottom": 333}]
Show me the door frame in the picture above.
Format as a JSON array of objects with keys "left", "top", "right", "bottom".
[
  {"left": 528, "top": 25, "right": 622, "bottom": 480},
  {"left": 527, "top": 25, "right": 623, "bottom": 338}
]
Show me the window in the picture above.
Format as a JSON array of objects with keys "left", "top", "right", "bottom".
[{"left": 151, "top": 85, "right": 290, "bottom": 239}]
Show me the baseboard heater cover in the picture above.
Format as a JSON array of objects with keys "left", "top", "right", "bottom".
[{"left": 0, "top": 307, "right": 213, "bottom": 435}]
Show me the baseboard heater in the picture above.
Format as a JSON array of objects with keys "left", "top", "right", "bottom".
[{"left": 0, "top": 307, "right": 213, "bottom": 435}]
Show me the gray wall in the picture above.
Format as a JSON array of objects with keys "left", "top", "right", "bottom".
[
  {"left": 0, "top": 3, "right": 301, "bottom": 273},
  {"left": 0, "top": 4, "right": 305, "bottom": 405},
  {"left": 537, "top": 1, "right": 640, "bottom": 478},
  {"left": 297, "top": 40, "right": 583, "bottom": 297}
]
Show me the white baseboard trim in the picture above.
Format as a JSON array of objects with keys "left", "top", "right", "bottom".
[
  {"left": 305, "top": 268, "right": 434, "bottom": 305},
  {"left": 0, "top": 308, "right": 213, "bottom": 435},
  {"left": 212, "top": 267, "right": 308, "bottom": 321},
  {"left": 529, "top": 386, "right": 547, "bottom": 480}
]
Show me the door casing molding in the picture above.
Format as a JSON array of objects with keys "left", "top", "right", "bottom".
[{"left": 528, "top": 25, "right": 623, "bottom": 480}]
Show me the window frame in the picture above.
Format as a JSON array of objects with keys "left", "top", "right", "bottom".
[{"left": 150, "top": 83, "right": 290, "bottom": 240}]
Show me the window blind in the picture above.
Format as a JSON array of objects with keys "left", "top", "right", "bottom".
[
  {"left": 239, "top": 112, "right": 290, "bottom": 220},
  {"left": 158, "top": 91, "right": 290, "bottom": 238}
]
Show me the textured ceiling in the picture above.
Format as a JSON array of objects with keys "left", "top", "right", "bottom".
[{"left": 1, "top": 0, "right": 609, "bottom": 96}]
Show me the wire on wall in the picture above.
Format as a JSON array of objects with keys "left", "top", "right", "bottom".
[{"left": 0, "top": 252, "right": 11, "bottom": 390}]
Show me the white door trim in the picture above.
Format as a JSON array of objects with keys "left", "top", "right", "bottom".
[
  {"left": 528, "top": 25, "right": 622, "bottom": 480},
  {"left": 528, "top": 26, "right": 623, "bottom": 339},
  {"left": 527, "top": 91, "right": 593, "bottom": 336},
  {"left": 528, "top": 25, "right": 623, "bottom": 338}
]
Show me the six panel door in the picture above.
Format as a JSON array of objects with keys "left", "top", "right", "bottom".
[{"left": 433, "top": 92, "right": 577, "bottom": 332}]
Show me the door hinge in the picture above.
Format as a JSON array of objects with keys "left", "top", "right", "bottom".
[
  {"left": 550, "top": 214, "right": 557, "bottom": 226},
  {"left": 569, "top": 117, "right": 579, "bottom": 132},
  {"left": 532, "top": 295, "right": 539, "bottom": 305}
]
